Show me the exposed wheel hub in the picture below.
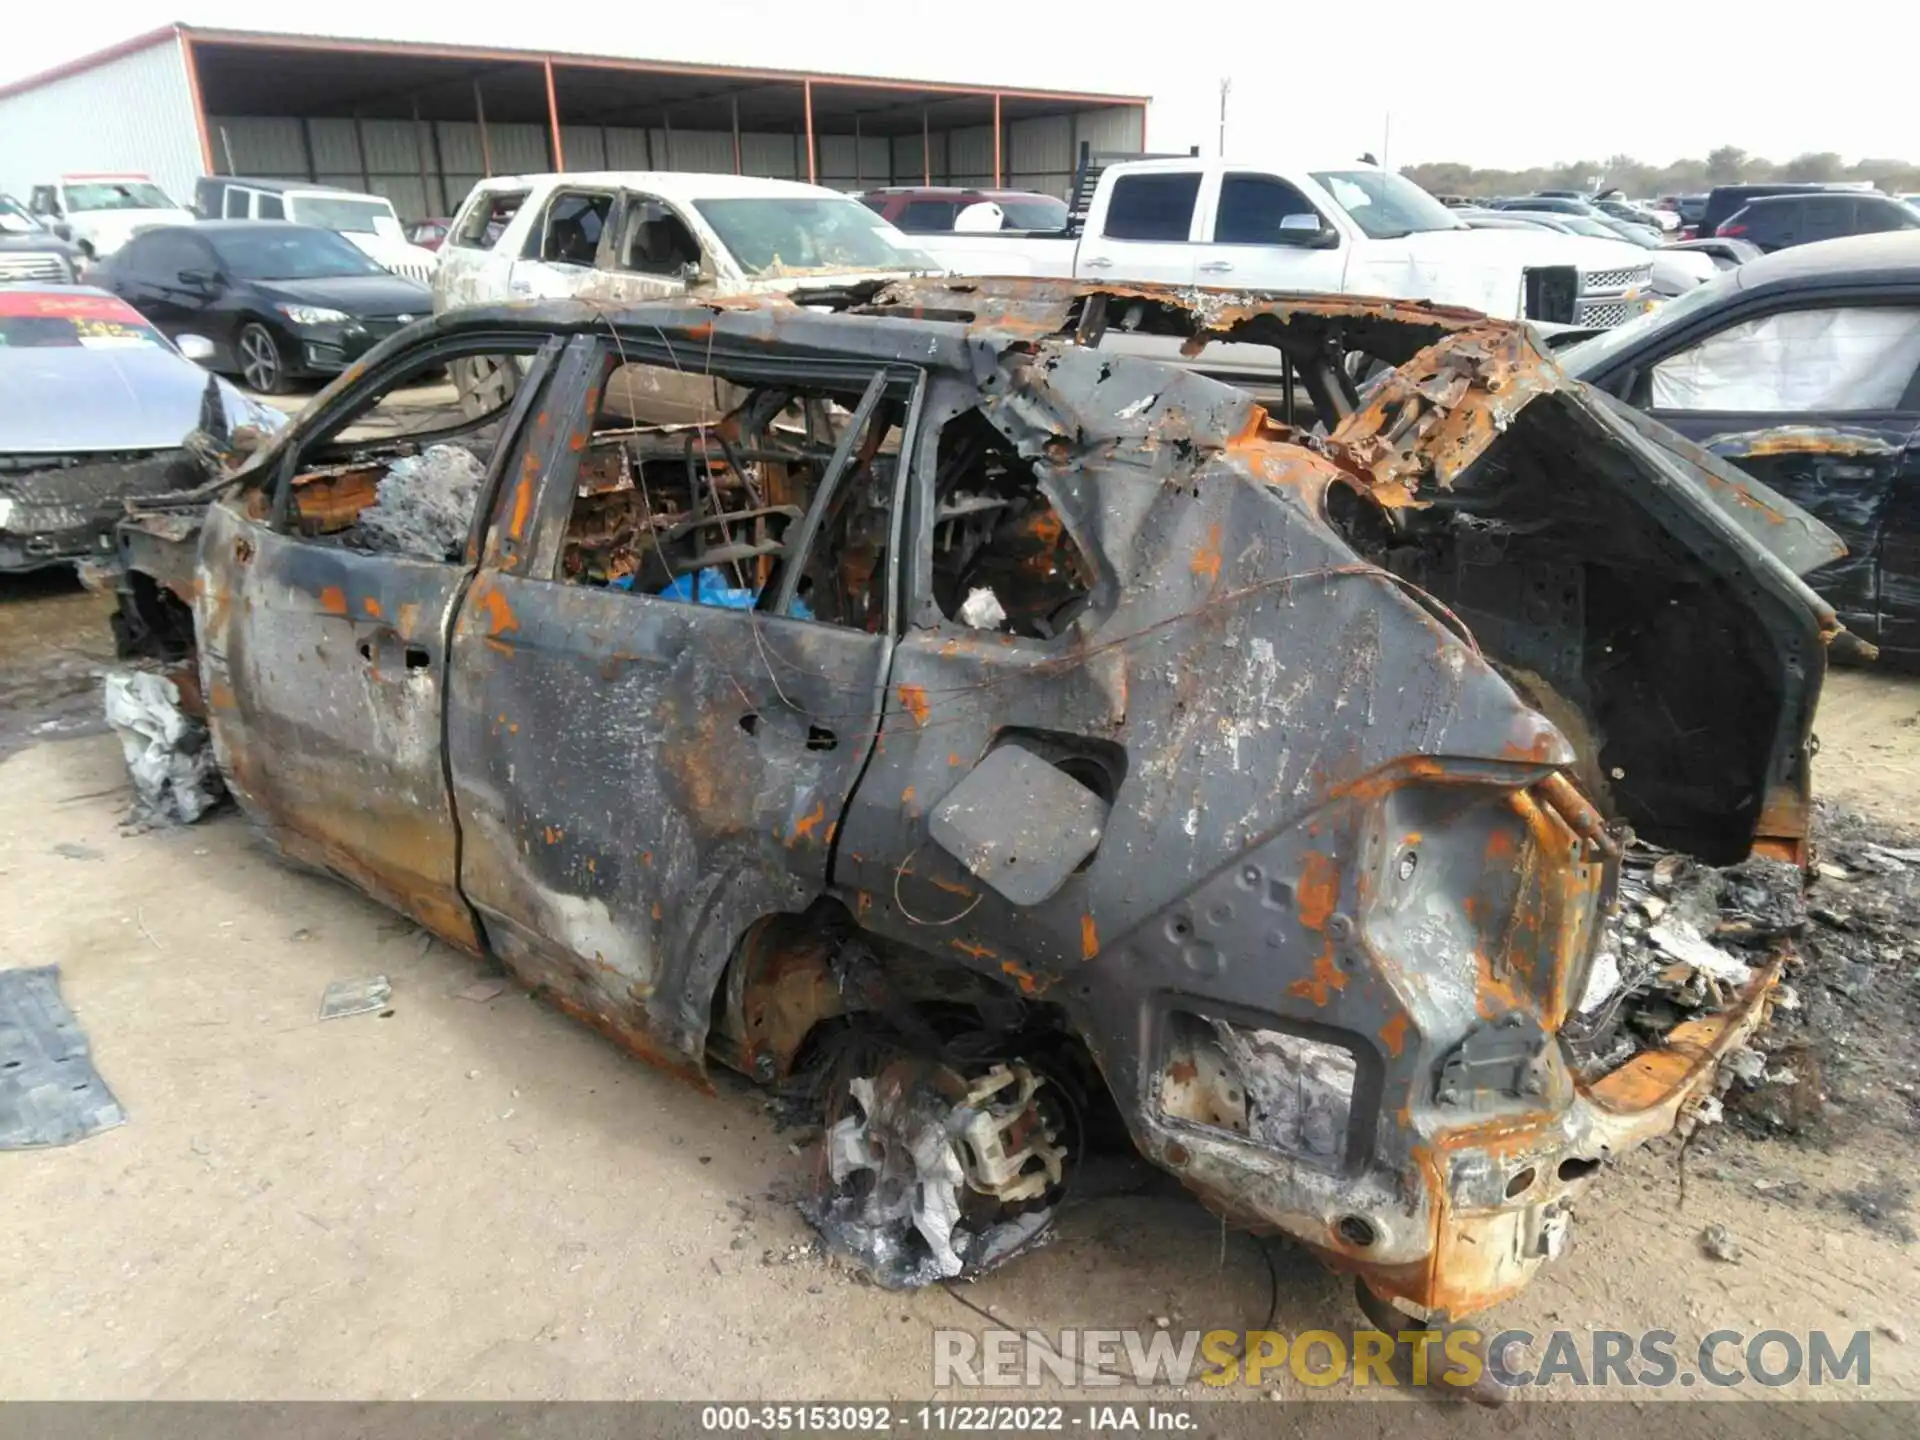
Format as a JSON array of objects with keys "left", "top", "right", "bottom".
[{"left": 808, "top": 1057, "right": 1068, "bottom": 1288}]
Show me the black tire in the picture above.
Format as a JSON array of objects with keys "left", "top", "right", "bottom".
[
  {"left": 453, "top": 353, "right": 519, "bottom": 419},
  {"left": 237, "top": 322, "right": 292, "bottom": 395}
]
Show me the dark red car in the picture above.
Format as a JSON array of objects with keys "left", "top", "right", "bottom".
[
  {"left": 859, "top": 187, "right": 1068, "bottom": 234},
  {"left": 406, "top": 218, "right": 453, "bottom": 251}
]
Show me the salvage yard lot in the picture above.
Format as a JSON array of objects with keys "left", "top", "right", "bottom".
[{"left": 1, "top": 576, "right": 1918, "bottom": 1401}]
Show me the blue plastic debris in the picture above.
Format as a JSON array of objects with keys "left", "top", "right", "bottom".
[{"left": 616, "top": 566, "right": 811, "bottom": 619}]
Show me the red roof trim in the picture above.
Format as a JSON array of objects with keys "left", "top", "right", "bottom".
[
  {"left": 0, "top": 23, "right": 1148, "bottom": 109},
  {"left": 0, "top": 25, "right": 181, "bottom": 103}
]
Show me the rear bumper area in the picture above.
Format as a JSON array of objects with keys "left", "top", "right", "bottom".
[{"left": 1088, "top": 765, "right": 1787, "bottom": 1319}]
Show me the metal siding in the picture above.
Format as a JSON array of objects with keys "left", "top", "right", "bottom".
[
  {"left": 304, "top": 119, "right": 363, "bottom": 175},
  {"left": 436, "top": 122, "right": 485, "bottom": 175},
  {"left": 209, "top": 116, "right": 306, "bottom": 176},
  {"left": 0, "top": 33, "right": 202, "bottom": 201},
  {"left": 604, "top": 128, "right": 653, "bottom": 168},
  {"left": 1008, "top": 115, "right": 1073, "bottom": 194},
  {"left": 490, "top": 123, "right": 552, "bottom": 173},
  {"left": 739, "top": 132, "right": 797, "bottom": 179},
  {"left": 891, "top": 134, "right": 924, "bottom": 185},
  {"left": 560, "top": 127, "right": 606, "bottom": 171},
  {"left": 1071, "top": 106, "right": 1145, "bottom": 154},
  {"left": 360, "top": 120, "right": 421, "bottom": 174},
  {"left": 655, "top": 129, "right": 733, "bottom": 173},
  {"left": 946, "top": 125, "right": 994, "bottom": 186}
]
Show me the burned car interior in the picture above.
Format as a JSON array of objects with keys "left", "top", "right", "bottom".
[{"left": 109, "top": 278, "right": 1844, "bottom": 1340}]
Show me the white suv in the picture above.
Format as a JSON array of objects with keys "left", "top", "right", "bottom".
[{"left": 433, "top": 170, "right": 940, "bottom": 416}]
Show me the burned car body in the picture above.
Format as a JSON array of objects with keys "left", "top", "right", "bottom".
[
  {"left": 112, "top": 278, "right": 1837, "bottom": 1320},
  {"left": 0, "top": 285, "right": 284, "bottom": 574}
]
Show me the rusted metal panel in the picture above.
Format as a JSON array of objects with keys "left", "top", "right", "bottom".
[
  {"left": 195, "top": 499, "right": 480, "bottom": 952},
  {"left": 131, "top": 279, "right": 1841, "bottom": 1319}
]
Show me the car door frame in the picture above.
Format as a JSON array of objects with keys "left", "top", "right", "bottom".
[
  {"left": 507, "top": 183, "right": 620, "bottom": 300},
  {"left": 1585, "top": 279, "right": 1920, "bottom": 649},
  {"left": 1189, "top": 167, "right": 1346, "bottom": 292},
  {"left": 1077, "top": 167, "right": 1206, "bottom": 284},
  {"left": 442, "top": 328, "right": 922, "bottom": 1069},
  {"left": 196, "top": 326, "right": 566, "bottom": 953}
]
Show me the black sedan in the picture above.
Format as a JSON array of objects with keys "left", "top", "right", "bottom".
[
  {"left": 94, "top": 221, "right": 431, "bottom": 394},
  {"left": 1560, "top": 232, "right": 1920, "bottom": 664}
]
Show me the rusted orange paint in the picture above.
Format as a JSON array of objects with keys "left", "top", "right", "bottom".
[
  {"left": 1296, "top": 851, "right": 1339, "bottom": 931},
  {"left": 361, "top": 597, "right": 383, "bottom": 618},
  {"left": 318, "top": 585, "right": 348, "bottom": 616},
  {"left": 509, "top": 469, "right": 536, "bottom": 540},
  {"left": 901, "top": 785, "right": 916, "bottom": 805},
  {"left": 897, "top": 683, "right": 930, "bottom": 725},
  {"left": 1190, "top": 521, "right": 1223, "bottom": 583},
  {"left": 543, "top": 825, "right": 564, "bottom": 844},
  {"left": 999, "top": 959, "right": 1041, "bottom": 995},
  {"left": 1378, "top": 1013, "right": 1409, "bottom": 1058},
  {"left": 950, "top": 937, "right": 997, "bottom": 961},
  {"left": 473, "top": 583, "right": 519, "bottom": 644},
  {"left": 1081, "top": 913, "right": 1099, "bottom": 961},
  {"left": 947, "top": 752, "right": 961, "bottom": 766},
  {"left": 792, "top": 799, "right": 827, "bottom": 842},
  {"left": 1287, "top": 945, "right": 1349, "bottom": 1006}
]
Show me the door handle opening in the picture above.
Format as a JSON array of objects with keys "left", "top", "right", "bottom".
[{"left": 404, "top": 646, "right": 431, "bottom": 670}]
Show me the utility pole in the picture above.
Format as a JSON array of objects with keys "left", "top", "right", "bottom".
[
  {"left": 1382, "top": 111, "right": 1391, "bottom": 171},
  {"left": 1218, "top": 78, "right": 1231, "bottom": 157}
]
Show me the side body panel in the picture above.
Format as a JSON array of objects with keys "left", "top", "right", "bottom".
[
  {"left": 442, "top": 339, "right": 895, "bottom": 1065},
  {"left": 195, "top": 499, "right": 479, "bottom": 949}
]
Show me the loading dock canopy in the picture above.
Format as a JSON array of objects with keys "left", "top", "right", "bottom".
[{"left": 181, "top": 28, "right": 1146, "bottom": 220}]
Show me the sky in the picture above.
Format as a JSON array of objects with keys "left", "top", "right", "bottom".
[{"left": 5, "top": 2, "right": 1912, "bottom": 171}]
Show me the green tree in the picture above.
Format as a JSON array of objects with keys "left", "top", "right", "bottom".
[
  {"left": 1781, "top": 151, "right": 1844, "bottom": 182},
  {"left": 1705, "top": 146, "right": 1749, "bottom": 184}
]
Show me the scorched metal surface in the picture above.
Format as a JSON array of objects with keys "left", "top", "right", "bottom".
[{"left": 113, "top": 279, "right": 1841, "bottom": 1321}]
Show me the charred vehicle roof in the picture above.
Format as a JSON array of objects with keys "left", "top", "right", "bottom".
[
  {"left": 0, "top": 286, "right": 284, "bottom": 575},
  {"left": 112, "top": 278, "right": 1837, "bottom": 1330}
]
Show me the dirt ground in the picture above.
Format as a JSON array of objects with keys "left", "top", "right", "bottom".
[{"left": 2, "top": 576, "right": 1918, "bottom": 1404}]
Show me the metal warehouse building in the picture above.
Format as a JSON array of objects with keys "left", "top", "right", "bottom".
[{"left": 0, "top": 24, "right": 1148, "bottom": 221}]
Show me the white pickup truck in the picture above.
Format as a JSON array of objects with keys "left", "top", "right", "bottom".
[{"left": 920, "top": 157, "right": 1655, "bottom": 329}]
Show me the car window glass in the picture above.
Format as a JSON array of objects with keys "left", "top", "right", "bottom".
[
  {"left": 208, "top": 227, "right": 384, "bottom": 280},
  {"left": 257, "top": 193, "right": 285, "bottom": 220},
  {"left": 1102, "top": 173, "right": 1201, "bottom": 242},
  {"left": 225, "top": 189, "right": 251, "bottom": 219},
  {"left": 536, "top": 191, "right": 613, "bottom": 265},
  {"left": 453, "top": 190, "right": 527, "bottom": 249},
  {"left": 615, "top": 198, "right": 702, "bottom": 277},
  {"left": 553, "top": 351, "right": 911, "bottom": 632},
  {"left": 1650, "top": 306, "right": 1920, "bottom": 413},
  {"left": 1213, "top": 174, "right": 1321, "bottom": 243},
  {"left": 134, "top": 233, "right": 209, "bottom": 279},
  {"left": 282, "top": 344, "right": 536, "bottom": 557},
  {"left": 1858, "top": 199, "right": 1920, "bottom": 234},
  {"left": 897, "top": 200, "right": 959, "bottom": 233}
]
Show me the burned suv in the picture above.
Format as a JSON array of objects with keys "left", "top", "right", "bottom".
[{"left": 112, "top": 278, "right": 1837, "bottom": 1326}]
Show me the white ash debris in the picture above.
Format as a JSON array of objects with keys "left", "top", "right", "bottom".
[
  {"left": 103, "top": 670, "right": 223, "bottom": 826},
  {"left": 355, "top": 444, "right": 488, "bottom": 562}
]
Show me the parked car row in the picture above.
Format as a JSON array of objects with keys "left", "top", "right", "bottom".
[
  {"left": 19, "top": 152, "right": 1920, "bottom": 679},
  {"left": 17, "top": 170, "right": 439, "bottom": 278}
]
